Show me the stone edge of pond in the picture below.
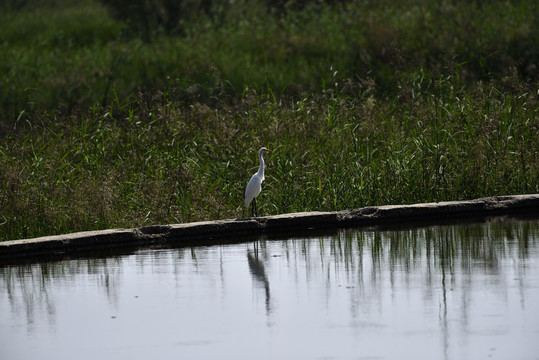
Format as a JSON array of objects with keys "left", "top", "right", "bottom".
[{"left": 1, "top": 194, "right": 538, "bottom": 260}]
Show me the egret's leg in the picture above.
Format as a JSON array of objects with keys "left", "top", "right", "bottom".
[{"left": 253, "top": 198, "right": 258, "bottom": 217}]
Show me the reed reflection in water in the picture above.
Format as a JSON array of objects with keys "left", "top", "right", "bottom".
[{"left": 1, "top": 216, "right": 538, "bottom": 360}]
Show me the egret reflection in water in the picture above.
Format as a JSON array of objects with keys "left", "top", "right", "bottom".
[
  {"left": 1, "top": 216, "right": 538, "bottom": 360},
  {"left": 247, "top": 242, "right": 272, "bottom": 318}
]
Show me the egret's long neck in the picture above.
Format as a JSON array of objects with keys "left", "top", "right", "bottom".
[{"left": 257, "top": 151, "right": 265, "bottom": 177}]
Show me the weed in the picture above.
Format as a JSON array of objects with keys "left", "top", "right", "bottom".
[{"left": 0, "top": 0, "right": 538, "bottom": 240}]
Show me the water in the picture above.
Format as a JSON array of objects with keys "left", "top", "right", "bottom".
[{"left": 2, "top": 216, "right": 539, "bottom": 360}]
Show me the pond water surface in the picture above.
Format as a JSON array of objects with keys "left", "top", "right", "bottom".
[{"left": 1, "top": 216, "right": 539, "bottom": 360}]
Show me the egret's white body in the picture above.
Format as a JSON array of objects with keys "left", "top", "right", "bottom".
[{"left": 245, "top": 147, "right": 269, "bottom": 216}]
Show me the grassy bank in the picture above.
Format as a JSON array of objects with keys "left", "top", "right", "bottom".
[
  {"left": 1, "top": 0, "right": 538, "bottom": 241},
  {"left": 2, "top": 0, "right": 538, "bottom": 120}
]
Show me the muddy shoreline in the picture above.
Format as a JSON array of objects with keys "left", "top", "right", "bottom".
[{"left": 1, "top": 194, "right": 538, "bottom": 261}]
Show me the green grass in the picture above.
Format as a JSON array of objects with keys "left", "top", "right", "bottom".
[{"left": 0, "top": 0, "right": 538, "bottom": 241}]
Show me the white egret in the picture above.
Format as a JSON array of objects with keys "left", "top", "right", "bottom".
[{"left": 245, "top": 147, "right": 270, "bottom": 217}]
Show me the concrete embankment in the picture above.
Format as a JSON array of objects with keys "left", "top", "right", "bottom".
[{"left": 1, "top": 194, "right": 538, "bottom": 261}]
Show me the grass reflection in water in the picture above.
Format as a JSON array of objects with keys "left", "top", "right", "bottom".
[{"left": 1, "top": 216, "right": 538, "bottom": 360}]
